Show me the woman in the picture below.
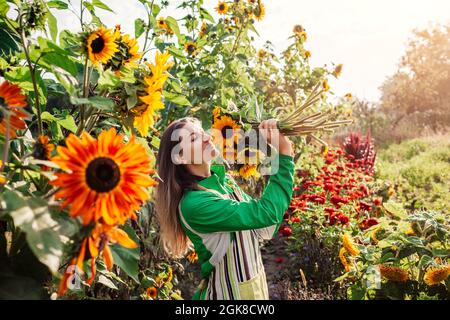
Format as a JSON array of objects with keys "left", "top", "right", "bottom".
[{"left": 155, "top": 117, "right": 295, "bottom": 300}]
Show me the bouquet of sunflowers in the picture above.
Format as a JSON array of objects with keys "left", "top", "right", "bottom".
[{"left": 210, "top": 81, "right": 353, "bottom": 180}]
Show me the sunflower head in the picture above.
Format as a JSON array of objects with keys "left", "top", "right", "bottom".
[
  {"left": 342, "top": 233, "right": 360, "bottom": 256},
  {"left": 236, "top": 147, "right": 265, "bottom": 165},
  {"left": 378, "top": 265, "right": 409, "bottom": 282},
  {"left": 22, "top": 0, "right": 48, "bottom": 31},
  {"left": 211, "top": 115, "right": 241, "bottom": 146},
  {"left": 423, "top": 265, "right": 450, "bottom": 286},
  {"left": 339, "top": 247, "right": 352, "bottom": 272},
  {"left": 0, "top": 80, "right": 28, "bottom": 138},
  {"left": 199, "top": 21, "right": 208, "bottom": 38},
  {"left": 253, "top": 1, "right": 265, "bottom": 21},
  {"left": 32, "top": 135, "right": 54, "bottom": 161},
  {"left": 322, "top": 79, "right": 330, "bottom": 92},
  {"left": 257, "top": 49, "right": 267, "bottom": 59},
  {"left": 333, "top": 64, "right": 343, "bottom": 78},
  {"left": 105, "top": 30, "right": 141, "bottom": 74},
  {"left": 50, "top": 128, "right": 156, "bottom": 226},
  {"left": 238, "top": 164, "right": 258, "bottom": 180},
  {"left": 215, "top": 2, "right": 229, "bottom": 15},
  {"left": 86, "top": 27, "right": 119, "bottom": 65},
  {"left": 184, "top": 41, "right": 199, "bottom": 57},
  {"left": 146, "top": 287, "right": 158, "bottom": 299},
  {"left": 305, "top": 50, "right": 311, "bottom": 59}
]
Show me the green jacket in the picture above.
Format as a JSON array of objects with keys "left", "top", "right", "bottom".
[{"left": 177, "top": 153, "right": 295, "bottom": 299}]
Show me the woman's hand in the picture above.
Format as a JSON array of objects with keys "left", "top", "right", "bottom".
[{"left": 259, "top": 119, "right": 294, "bottom": 157}]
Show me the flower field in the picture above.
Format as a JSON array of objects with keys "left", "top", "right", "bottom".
[{"left": 0, "top": 0, "right": 449, "bottom": 300}]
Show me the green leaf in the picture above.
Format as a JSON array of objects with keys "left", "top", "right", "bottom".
[
  {"left": 92, "top": 0, "right": 114, "bottom": 12},
  {"left": 47, "top": 11, "right": 58, "bottom": 42},
  {"left": 70, "top": 96, "right": 115, "bottom": 111},
  {"left": 383, "top": 201, "right": 407, "bottom": 219},
  {"left": 134, "top": 18, "right": 145, "bottom": 39},
  {"left": 199, "top": 7, "right": 214, "bottom": 23},
  {"left": 47, "top": 0, "right": 69, "bottom": 9},
  {"left": 110, "top": 225, "right": 140, "bottom": 283},
  {"left": 165, "top": 16, "right": 181, "bottom": 39},
  {"left": 98, "top": 275, "right": 118, "bottom": 290},
  {"left": 163, "top": 90, "right": 191, "bottom": 106},
  {"left": 1, "top": 191, "right": 63, "bottom": 274},
  {"left": 0, "top": 0, "right": 9, "bottom": 16},
  {"left": 98, "top": 69, "right": 121, "bottom": 89},
  {"left": 418, "top": 255, "right": 433, "bottom": 269}
]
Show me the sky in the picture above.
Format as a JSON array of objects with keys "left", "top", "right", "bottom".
[{"left": 54, "top": 0, "right": 450, "bottom": 103}]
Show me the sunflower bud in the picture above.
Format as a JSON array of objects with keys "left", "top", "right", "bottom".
[{"left": 21, "top": 0, "right": 48, "bottom": 32}]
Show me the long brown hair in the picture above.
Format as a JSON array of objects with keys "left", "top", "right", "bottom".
[{"left": 154, "top": 117, "right": 205, "bottom": 258}]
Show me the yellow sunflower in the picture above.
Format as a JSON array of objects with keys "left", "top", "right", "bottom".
[
  {"left": 157, "top": 17, "right": 167, "bottom": 29},
  {"left": 236, "top": 147, "right": 265, "bottom": 165},
  {"left": 322, "top": 79, "right": 330, "bottom": 92},
  {"left": 215, "top": 2, "right": 228, "bottom": 15},
  {"left": 211, "top": 115, "right": 241, "bottom": 145},
  {"left": 122, "top": 35, "right": 141, "bottom": 66},
  {"left": 293, "top": 25, "right": 308, "bottom": 41},
  {"left": 213, "top": 106, "right": 221, "bottom": 121},
  {"left": 344, "top": 92, "right": 353, "bottom": 100},
  {"left": 339, "top": 247, "right": 351, "bottom": 272},
  {"left": 86, "top": 27, "right": 119, "bottom": 65},
  {"left": 184, "top": 41, "right": 199, "bottom": 57},
  {"left": 0, "top": 80, "right": 28, "bottom": 138},
  {"left": 342, "top": 233, "right": 360, "bottom": 256},
  {"left": 423, "top": 265, "right": 450, "bottom": 286},
  {"left": 257, "top": 49, "right": 267, "bottom": 59},
  {"left": 199, "top": 21, "right": 208, "bottom": 38},
  {"left": 187, "top": 250, "right": 198, "bottom": 263},
  {"left": 254, "top": 1, "right": 265, "bottom": 21},
  {"left": 304, "top": 50, "right": 311, "bottom": 59},
  {"left": 333, "top": 64, "right": 343, "bottom": 78},
  {"left": 378, "top": 265, "right": 409, "bottom": 282},
  {"left": 0, "top": 160, "right": 5, "bottom": 184},
  {"left": 50, "top": 128, "right": 157, "bottom": 226},
  {"left": 239, "top": 164, "right": 258, "bottom": 180},
  {"left": 134, "top": 51, "right": 173, "bottom": 137}
]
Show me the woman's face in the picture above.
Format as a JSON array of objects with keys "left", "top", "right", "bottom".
[{"left": 174, "top": 121, "right": 218, "bottom": 165}]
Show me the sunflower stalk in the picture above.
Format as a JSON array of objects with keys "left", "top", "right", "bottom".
[{"left": 246, "top": 81, "right": 352, "bottom": 146}]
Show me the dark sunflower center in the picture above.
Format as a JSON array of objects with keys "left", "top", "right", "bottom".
[
  {"left": 91, "top": 36, "right": 105, "bottom": 54},
  {"left": 221, "top": 125, "right": 234, "bottom": 139},
  {"left": 159, "top": 20, "right": 165, "bottom": 26},
  {"left": 86, "top": 157, "right": 121, "bottom": 193},
  {"left": 219, "top": 4, "right": 225, "bottom": 10},
  {"left": 187, "top": 44, "right": 196, "bottom": 53},
  {"left": 32, "top": 142, "right": 48, "bottom": 160},
  {"left": 0, "top": 97, "right": 5, "bottom": 107}
]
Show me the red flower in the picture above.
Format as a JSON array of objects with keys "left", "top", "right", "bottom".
[
  {"left": 324, "top": 182, "right": 337, "bottom": 192},
  {"left": 331, "top": 195, "right": 349, "bottom": 206},
  {"left": 308, "top": 195, "right": 326, "bottom": 205},
  {"left": 324, "top": 207, "right": 335, "bottom": 214},
  {"left": 360, "top": 217, "right": 379, "bottom": 230},
  {"left": 275, "top": 257, "right": 284, "bottom": 263},
  {"left": 336, "top": 165, "right": 345, "bottom": 171},
  {"left": 338, "top": 214, "right": 350, "bottom": 225},
  {"left": 291, "top": 217, "right": 301, "bottom": 223},
  {"left": 325, "top": 156, "right": 334, "bottom": 164},
  {"left": 373, "top": 197, "right": 382, "bottom": 206},
  {"left": 359, "top": 201, "right": 372, "bottom": 211},
  {"left": 281, "top": 227, "right": 292, "bottom": 237},
  {"left": 359, "top": 184, "right": 369, "bottom": 196}
]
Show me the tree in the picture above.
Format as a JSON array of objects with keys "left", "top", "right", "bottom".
[{"left": 379, "top": 24, "right": 450, "bottom": 132}]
